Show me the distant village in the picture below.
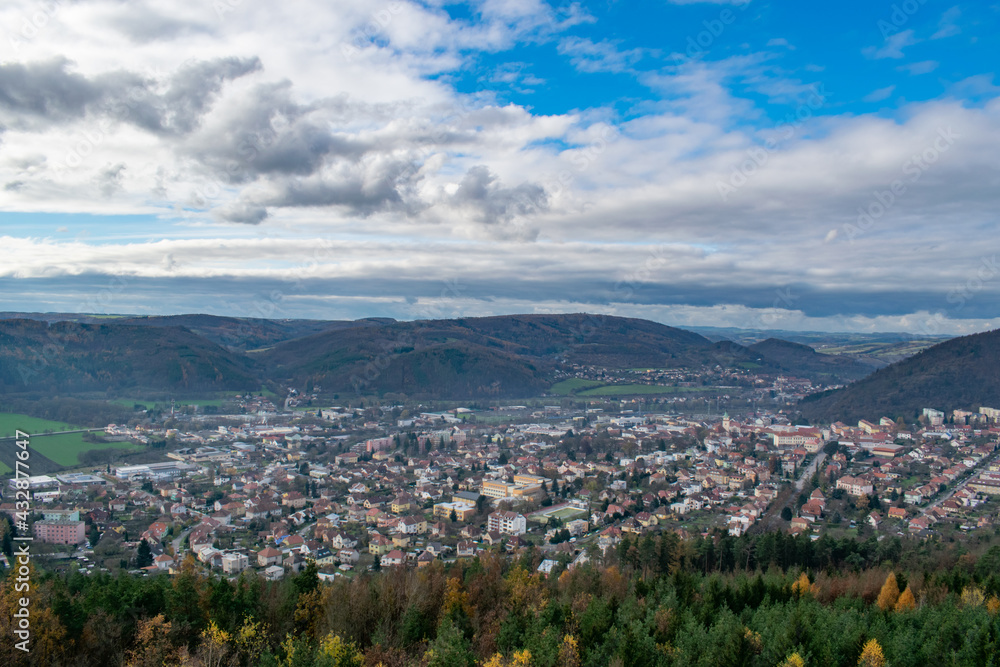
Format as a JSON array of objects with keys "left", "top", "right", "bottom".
[{"left": 5, "top": 390, "right": 1000, "bottom": 583}]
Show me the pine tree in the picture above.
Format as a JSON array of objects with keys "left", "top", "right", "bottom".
[{"left": 136, "top": 539, "right": 154, "bottom": 568}]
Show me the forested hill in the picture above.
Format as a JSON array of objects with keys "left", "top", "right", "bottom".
[
  {"left": 797, "top": 328, "right": 1000, "bottom": 423},
  {"left": 0, "top": 319, "right": 259, "bottom": 394},
  {"left": 117, "top": 314, "right": 355, "bottom": 351},
  {"left": 746, "top": 338, "right": 874, "bottom": 378},
  {"left": 257, "top": 313, "right": 715, "bottom": 398},
  {"left": 0, "top": 313, "right": 879, "bottom": 398},
  {"left": 257, "top": 313, "right": 873, "bottom": 397}
]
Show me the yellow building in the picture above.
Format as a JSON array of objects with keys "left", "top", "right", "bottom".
[
  {"left": 433, "top": 501, "right": 476, "bottom": 522},
  {"left": 481, "top": 480, "right": 517, "bottom": 499}
]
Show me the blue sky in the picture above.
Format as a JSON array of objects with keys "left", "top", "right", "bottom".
[{"left": 0, "top": 0, "right": 999, "bottom": 334}]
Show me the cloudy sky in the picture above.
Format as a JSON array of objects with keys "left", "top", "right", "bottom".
[{"left": 1, "top": 0, "right": 998, "bottom": 334}]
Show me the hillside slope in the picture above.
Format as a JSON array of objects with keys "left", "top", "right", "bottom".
[
  {"left": 0, "top": 313, "right": 885, "bottom": 401},
  {"left": 118, "top": 314, "right": 354, "bottom": 351},
  {"left": 0, "top": 319, "right": 260, "bottom": 394},
  {"left": 747, "top": 338, "right": 871, "bottom": 381},
  {"left": 797, "top": 328, "right": 1000, "bottom": 422},
  {"left": 259, "top": 314, "right": 723, "bottom": 398},
  {"left": 259, "top": 314, "right": 872, "bottom": 398}
]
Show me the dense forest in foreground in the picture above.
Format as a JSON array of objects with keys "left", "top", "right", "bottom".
[{"left": 3, "top": 529, "right": 1000, "bottom": 666}]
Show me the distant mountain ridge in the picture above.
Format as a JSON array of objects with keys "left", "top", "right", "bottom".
[
  {"left": 797, "top": 328, "right": 1000, "bottom": 423},
  {"left": 0, "top": 313, "right": 876, "bottom": 399}
]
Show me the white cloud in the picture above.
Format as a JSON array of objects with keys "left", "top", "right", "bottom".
[
  {"left": 766, "top": 38, "right": 794, "bottom": 50},
  {"left": 932, "top": 6, "right": 961, "bottom": 40},
  {"left": 0, "top": 0, "right": 997, "bottom": 333},
  {"left": 863, "top": 85, "right": 895, "bottom": 103},
  {"left": 897, "top": 60, "right": 938, "bottom": 75},
  {"left": 557, "top": 37, "right": 650, "bottom": 73},
  {"left": 863, "top": 30, "right": 918, "bottom": 60}
]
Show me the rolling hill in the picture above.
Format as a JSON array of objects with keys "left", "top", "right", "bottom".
[
  {"left": 797, "top": 328, "right": 1000, "bottom": 423},
  {"left": 259, "top": 314, "right": 874, "bottom": 398},
  {"left": 0, "top": 319, "right": 259, "bottom": 394},
  {"left": 746, "top": 338, "right": 872, "bottom": 380},
  {"left": 0, "top": 313, "right": 884, "bottom": 400},
  {"left": 118, "top": 314, "right": 353, "bottom": 351}
]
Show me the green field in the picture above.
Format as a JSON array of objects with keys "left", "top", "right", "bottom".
[
  {"left": 29, "top": 433, "right": 142, "bottom": 467},
  {"left": 577, "top": 384, "right": 715, "bottom": 396},
  {"left": 0, "top": 412, "right": 79, "bottom": 438},
  {"left": 0, "top": 461, "right": 11, "bottom": 474},
  {"left": 531, "top": 505, "right": 587, "bottom": 523},
  {"left": 0, "top": 412, "right": 141, "bottom": 466},
  {"left": 549, "top": 378, "right": 605, "bottom": 395},
  {"left": 547, "top": 507, "right": 587, "bottom": 520}
]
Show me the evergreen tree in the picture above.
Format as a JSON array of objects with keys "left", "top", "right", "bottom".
[
  {"left": 424, "top": 619, "right": 474, "bottom": 667},
  {"left": 135, "top": 539, "right": 153, "bottom": 568}
]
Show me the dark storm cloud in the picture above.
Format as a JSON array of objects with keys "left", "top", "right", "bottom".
[
  {"left": 0, "top": 56, "right": 260, "bottom": 135},
  {"left": 451, "top": 165, "right": 549, "bottom": 225},
  {"left": 186, "top": 82, "right": 367, "bottom": 183},
  {"left": 0, "top": 58, "right": 127, "bottom": 126},
  {"left": 262, "top": 174, "right": 406, "bottom": 213},
  {"left": 214, "top": 200, "right": 269, "bottom": 225},
  {"left": 126, "top": 57, "right": 262, "bottom": 136}
]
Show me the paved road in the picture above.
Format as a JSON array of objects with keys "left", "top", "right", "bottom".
[
  {"left": 795, "top": 452, "right": 827, "bottom": 492},
  {"left": 920, "top": 448, "right": 1000, "bottom": 515},
  {"left": 0, "top": 427, "right": 106, "bottom": 441},
  {"left": 171, "top": 527, "right": 193, "bottom": 556}
]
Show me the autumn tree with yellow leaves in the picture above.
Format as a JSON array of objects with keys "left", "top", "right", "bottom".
[
  {"left": 960, "top": 584, "right": 985, "bottom": 608},
  {"left": 876, "top": 573, "right": 899, "bottom": 611},
  {"left": 857, "top": 638, "right": 886, "bottom": 667},
  {"left": 895, "top": 586, "right": 916, "bottom": 612},
  {"left": 482, "top": 649, "right": 533, "bottom": 667},
  {"left": 780, "top": 653, "right": 806, "bottom": 667},
  {"left": 791, "top": 572, "right": 812, "bottom": 597},
  {"left": 124, "top": 614, "right": 185, "bottom": 667},
  {"left": 557, "top": 635, "right": 581, "bottom": 667},
  {"left": 0, "top": 560, "right": 67, "bottom": 667}
]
